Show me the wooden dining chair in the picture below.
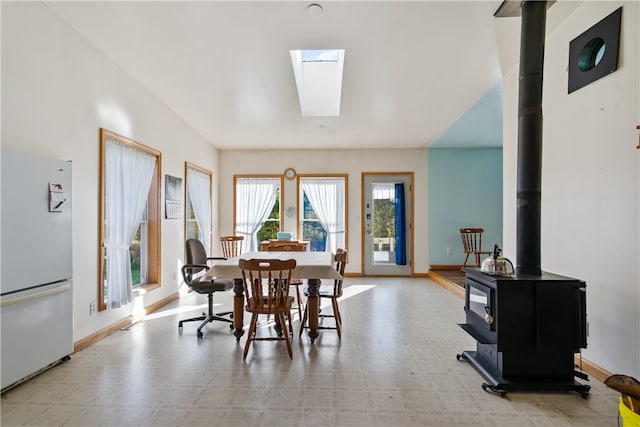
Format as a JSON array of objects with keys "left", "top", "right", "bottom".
[
  {"left": 239, "top": 258, "right": 297, "bottom": 359},
  {"left": 220, "top": 235, "right": 243, "bottom": 258},
  {"left": 460, "top": 228, "right": 491, "bottom": 270},
  {"left": 299, "top": 249, "right": 347, "bottom": 338},
  {"left": 267, "top": 243, "right": 306, "bottom": 321}
]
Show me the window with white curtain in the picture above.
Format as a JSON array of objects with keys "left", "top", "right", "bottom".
[
  {"left": 98, "top": 129, "right": 161, "bottom": 311},
  {"left": 185, "top": 163, "right": 212, "bottom": 254},
  {"left": 234, "top": 176, "right": 282, "bottom": 252},
  {"left": 299, "top": 176, "right": 347, "bottom": 253}
]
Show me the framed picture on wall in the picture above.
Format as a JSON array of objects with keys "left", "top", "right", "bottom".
[{"left": 165, "top": 175, "right": 182, "bottom": 219}]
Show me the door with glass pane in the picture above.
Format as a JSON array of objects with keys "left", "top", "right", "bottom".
[{"left": 363, "top": 173, "right": 412, "bottom": 276}]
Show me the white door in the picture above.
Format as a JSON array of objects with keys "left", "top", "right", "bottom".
[{"left": 362, "top": 173, "right": 412, "bottom": 276}]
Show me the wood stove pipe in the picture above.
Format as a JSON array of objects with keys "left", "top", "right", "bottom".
[{"left": 495, "top": 1, "right": 550, "bottom": 276}]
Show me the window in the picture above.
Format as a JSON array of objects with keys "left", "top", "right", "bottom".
[
  {"left": 301, "top": 49, "right": 340, "bottom": 62},
  {"left": 130, "top": 205, "right": 148, "bottom": 286},
  {"left": 257, "top": 190, "right": 280, "bottom": 242},
  {"left": 302, "top": 192, "right": 327, "bottom": 251},
  {"left": 299, "top": 175, "right": 347, "bottom": 253},
  {"left": 289, "top": 49, "right": 345, "bottom": 117},
  {"left": 372, "top": 183, "right": 396, "bottom": 256},
  {"left": 185, "top": 192, "right": 200, "bottom": 241},
  {"left": 185, "top": 163, "right": 212, "bottom": 253},
  {"left": 98, "top": 129, "right": 161, "bottom": 311},
  {"left": 234, "top": 176, "right": 283, "bottom": 252}
]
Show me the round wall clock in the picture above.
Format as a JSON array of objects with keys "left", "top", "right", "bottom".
[{"left": 284, "top": 168, "right": 296, "bottom": 180}]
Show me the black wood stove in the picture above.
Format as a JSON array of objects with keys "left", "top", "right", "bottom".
[
  {"left": 456, "top": 0, "right": 590, "bottom": 398},
  {"left": 457, "top": 269, "right": 590, "bottom": 397}
]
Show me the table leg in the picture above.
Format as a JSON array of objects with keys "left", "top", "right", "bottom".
[
  {"left": 233, "top": 278, "right": 245, "bottom": 342},
  {"left": 306, "top": 278, "right": 320, "bottom": 343}
]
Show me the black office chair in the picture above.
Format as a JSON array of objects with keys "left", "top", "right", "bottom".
[{"left": 178, "top": 239, "right": 234, "bottom": 338}]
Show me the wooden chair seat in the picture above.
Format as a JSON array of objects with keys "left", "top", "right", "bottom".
[{"left": 245, "top": 296, "right": 295, "bottom": 314}]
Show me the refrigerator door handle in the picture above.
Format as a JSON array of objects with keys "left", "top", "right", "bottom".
[{"left": 0, "top": 282, "right": 71, "bottom": 308}]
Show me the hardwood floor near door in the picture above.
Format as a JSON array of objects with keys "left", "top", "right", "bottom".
[{"left": 428, "top": 266, "right": 466, "bottom": 297}]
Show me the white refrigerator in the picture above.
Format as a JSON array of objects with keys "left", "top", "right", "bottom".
[{"left": 1, "top": 149, "right": 73, "bottom": 392}]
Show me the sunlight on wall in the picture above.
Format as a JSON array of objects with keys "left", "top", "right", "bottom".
[{"left": 97, "top": 103, "right": 132, "bottom": 137}]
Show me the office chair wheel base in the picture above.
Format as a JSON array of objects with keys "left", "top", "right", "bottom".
[
  {"left": 229, "top": 324, "right": 234, "bottom": 330},
  {"left": 197, "top": 331, "right": 204, "bottom": 338},
  {"left": 481, "top": 383, "right": 507, "bottom": 397}
]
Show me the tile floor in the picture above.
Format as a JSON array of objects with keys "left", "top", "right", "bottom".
[{"left": 0, "top": 278, "right": 620, "bottom": 426}]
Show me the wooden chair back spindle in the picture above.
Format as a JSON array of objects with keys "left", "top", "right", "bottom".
[{"left": 220, "top": 235, "right": 244, "bottom": 259}]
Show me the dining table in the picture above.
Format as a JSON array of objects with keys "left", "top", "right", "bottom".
[{"left": 206, "top": 251, "right": 343, "bottom": 343}]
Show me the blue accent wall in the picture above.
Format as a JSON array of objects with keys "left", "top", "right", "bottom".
[
  {"left": 428, "top": 148, "right": 503, "bottom": 266},
  {"left": 431, "top": 81, "right": 503, "bottom": 148}
]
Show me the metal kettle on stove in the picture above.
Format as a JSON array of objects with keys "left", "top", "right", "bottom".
[{"left": 480, "top": 244, "right": 515, "bottom": 276}]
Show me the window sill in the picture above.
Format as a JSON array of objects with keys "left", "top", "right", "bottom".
[{"left": 133, "top": 283, "right": 160, "bottom": 297}]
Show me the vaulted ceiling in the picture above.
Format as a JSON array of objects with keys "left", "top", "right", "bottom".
[{"left": 47, "top": 1, "right": 510, "bottom": 150}]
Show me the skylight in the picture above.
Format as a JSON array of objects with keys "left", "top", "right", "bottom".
[
  {"left": 301, "top": 49, "right": 340, "bottom": 62},
  {"left": 290, "top": 49, "right": 345, "bottom": 117}
]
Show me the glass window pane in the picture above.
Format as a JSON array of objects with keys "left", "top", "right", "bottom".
[
  {"left": 302, "top": 49, "right": 339, "bottom": 62},
  {"left": 130, "top": 224, "right": 141, "bottom": 286}
]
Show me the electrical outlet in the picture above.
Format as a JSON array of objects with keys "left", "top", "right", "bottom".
[
  {"left": 89, "top": 301, "right": 96, "bottom": 315},
  {"left": 446, "top": 247, "right": 452, "bottom": 255}
]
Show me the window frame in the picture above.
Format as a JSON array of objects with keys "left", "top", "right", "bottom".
[
  {"left": 184, "top": 162, "right": 213, "bottom": 254},
  {"left": 296, "top": 174, "right": 348, "bottom": 253},
  {"left": 98, "top": 129, "right": 162, "bottom": 311},
  {"left": 233, "top": 175, "right": 284, "bottom": 247}
]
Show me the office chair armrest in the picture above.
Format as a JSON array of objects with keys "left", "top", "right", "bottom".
[
  {"left": 181, "top": 263, "right": 210, "bottom": 285},
  {"left": 207, "top": 256, "right": 228, "bottom": 261},
  {"left": 183, "top": 263, "right": 210, "bottom": 270}
]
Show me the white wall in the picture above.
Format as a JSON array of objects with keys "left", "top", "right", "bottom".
[
  {"left": 1, "top": 2, "right": 220, "bottom": 342},
  {"left": 500, "top": 1, "right": 639, "bottom": 376},
  {"left": 218, "top": 149, "right": 429, "bottom": 275}
]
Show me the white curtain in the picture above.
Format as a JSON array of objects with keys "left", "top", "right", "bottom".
[
  {"left": 235, "top": 178, "right": 279, "bottom": 252},
  {"left": 105, "top": 140, "right": 156, "bottom": 309},
  {"left": 301, "top": 178, "right": 345, "bottom": 253},
  {"left": 187, "top": 168, "right": 212, "bottom": 254}
]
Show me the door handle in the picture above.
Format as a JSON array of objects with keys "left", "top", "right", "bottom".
[{"left": 0, "top": 282, "right": 71, "bottom": 308}]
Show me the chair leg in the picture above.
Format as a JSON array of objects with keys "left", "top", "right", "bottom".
[
  {"left": 461, "top": 253, "right": 470, "bottom": 270},
  {"left": 474, "top": 252, "right": 484, "bottom": 267},
  {"left": 243, "top": 313, "right": 258, "bottom": 359},
  {"left": 295, "top": 285, "right": 303, "bottom": 322},
  {"left": 299, "top": 302, "right": 309, "bottom": 338},
  {"left": 332, "top": 298, "right": 342, "bottom": 338},
  {"left": 279, "top": 312, "right": 292, "bottom": 358},
  {"left": 287, "top": 310, "right": 294, "bottom": 341}
]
